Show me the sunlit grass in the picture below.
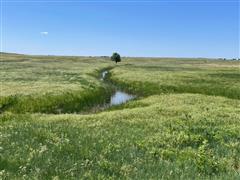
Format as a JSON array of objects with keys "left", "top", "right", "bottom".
[
  {"left": 110, "top": 58, "right": 240, "bottom": 99},
  {"left": 0, "top": 53, "right": 239, "bottom": 179},
  {"left": 0, "top": 53, "right": 112, "bottom": 113},
  {"left": 1, "top": 94, "right": 240, "bottom": 179}
]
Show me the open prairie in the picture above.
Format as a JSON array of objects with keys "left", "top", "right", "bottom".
[{"left": 0, "top": 53, "right": 240, "bottom": 179}]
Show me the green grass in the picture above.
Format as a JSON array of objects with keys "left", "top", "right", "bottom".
[
  {"left": 0, "top": 53, "right": 113, "bottom": 113},
  {"left": 109, "top": 58, "right": 240, "bottom": 99},
  {"left": 0, "top": 53, "right": 240, "bottom": 179}
]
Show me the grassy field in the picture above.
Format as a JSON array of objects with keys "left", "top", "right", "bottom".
[
  {"left": 0, "top": 53, "right": 113, "bottom": 113},
  {"left": 0, "top": 53, "right": 240, "bottom": 179}
]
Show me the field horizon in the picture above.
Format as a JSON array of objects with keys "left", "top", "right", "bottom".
[{"left": 1, "top": 52, "right": 237, "bottom": 60}]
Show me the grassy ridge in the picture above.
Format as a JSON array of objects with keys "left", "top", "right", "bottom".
[
  {"left": 0, "top": 53, "right": 113, "bottom": 113},
  {"left": 109, "top": 58, "right": 240, "bottom": 99},
  {"left": 0, "top": 87, "right": 112, "bottom": 113},
  {"left": 0, "top": 53, "right": 110, "bottom": 96}
]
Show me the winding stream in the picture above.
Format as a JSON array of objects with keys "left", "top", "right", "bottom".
[{"left": 101, "top": 70, "right": 135, "bottom": 106}]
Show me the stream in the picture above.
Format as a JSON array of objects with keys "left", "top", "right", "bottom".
[{"left": 101, "top": 70, "right": 135, "bottom": 106}]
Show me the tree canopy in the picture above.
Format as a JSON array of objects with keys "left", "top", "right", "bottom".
[{"left": 111, "top": 52, "right": 121, "bottom": 63}]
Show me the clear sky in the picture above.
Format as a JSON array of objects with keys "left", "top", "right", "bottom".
[{"left": 1, "top": 0, "right": 239, "bottom": 58}]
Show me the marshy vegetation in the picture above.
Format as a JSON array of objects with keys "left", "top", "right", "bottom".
[{"left": 0, "top": 53, "right": 239, "bottom": 179}]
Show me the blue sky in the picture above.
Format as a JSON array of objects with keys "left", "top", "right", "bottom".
[{"left": 1, "top": 0, "right": 239, "bottom": 58}]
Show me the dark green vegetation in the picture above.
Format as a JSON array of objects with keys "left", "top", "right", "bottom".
[
  {"left": 0, "top": 53, "right": 240, "bottom": 179},
  {"left": 111, "top": 52, "right": 121, "bottom": 64}
]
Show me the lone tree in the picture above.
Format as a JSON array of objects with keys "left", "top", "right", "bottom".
[{"left": 111, "top": 52, "right": 121, "bottom": 64}]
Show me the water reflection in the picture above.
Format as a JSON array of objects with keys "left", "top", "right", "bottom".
[
  {"left": 101, "top": 71, "right": 108, "bottom": 81},
  {"left": 101, "top": 70, "right": 135, "bottom": 106},
  {"left": 110, "top": 91, "right": 135, "bottom": 105}
]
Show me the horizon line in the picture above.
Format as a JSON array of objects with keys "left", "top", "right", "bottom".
[{"left": 1, "top": 51, "right": 238, "bottom": 60}]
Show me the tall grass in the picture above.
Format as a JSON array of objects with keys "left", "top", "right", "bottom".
[
  {"left": 109, "top": 58, "right": 240, "bottom": 99},
  {"left": 1, "top": 94, "right": 239, "bottom": 179},
  {"left": 0, "top": 53, "right": 239, "bottom": 179},
  {"left": 0, "top": 86, "right": 112, "bottom": 114},
  {"left": 0, "top": 53, "right": 113, "bottom": 113}
]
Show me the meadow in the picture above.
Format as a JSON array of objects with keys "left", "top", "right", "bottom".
[{"left": 0, "top": 53, "right": 240, "bottom": 179}]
